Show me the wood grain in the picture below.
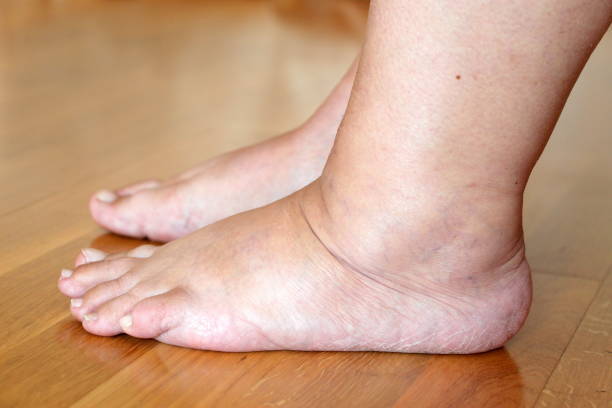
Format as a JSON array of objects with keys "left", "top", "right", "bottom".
[
  {"left": 535, "top": 267, "right": 612, "bottom": 408},
  {"left": 0, "top": 1, "right": 610, "bottom": 407}
]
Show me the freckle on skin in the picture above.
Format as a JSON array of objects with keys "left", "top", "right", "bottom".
[{"left": 455, "top": 74, "right": 461, "bottom": 80}]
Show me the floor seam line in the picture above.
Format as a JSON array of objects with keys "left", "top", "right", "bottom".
[{"left": 531, "top": 265, "right": 612, "bottom": 407}]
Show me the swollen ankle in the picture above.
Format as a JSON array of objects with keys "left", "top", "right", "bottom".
[
  {"left": 306, "top": 171, "right": 524, "bottom": 269},
  {"left": 298, "top": 179, "right": 532, "bottom": 353}
]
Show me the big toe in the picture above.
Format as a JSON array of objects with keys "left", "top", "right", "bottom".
[
  {"left": 89, "top": 187, "right": 175, "bottom": 241},
  {"left": 116, "top": 179, "right": 161, "bottom": 196},
  {"left": 120, "top": 289, "right": 188, "bottom": 340}
]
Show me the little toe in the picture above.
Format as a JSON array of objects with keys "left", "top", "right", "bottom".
[
  {"left": 59, "top": 257, "right": 137, "bottom": 298},
  {"left": 121, "top": 288, "right": 187, "bottom": 339},
  {"left": 116, "top": 179, "right": 161, "bottom": 196}
]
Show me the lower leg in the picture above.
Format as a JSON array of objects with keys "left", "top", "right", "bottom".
[{"left": 313, "top": 0, "right": 612, "bottom": 273}]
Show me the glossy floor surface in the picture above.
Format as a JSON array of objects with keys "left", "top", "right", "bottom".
[{"left": 0, "top": 1, "right": 610, "bottom": 407}]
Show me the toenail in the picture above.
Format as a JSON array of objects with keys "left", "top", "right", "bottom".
[
  {"left": 60, "top": 268, "right": 73, "bottom": 278},
  {"left": 83, "top": 313, "right": 98, "bottom": 321},
  {"left": 119, "top": 315, "right": 132, "bottom": 328},
  {"left": 128, "top": 245, "right": 156, "bottom": 259},
  {"left": 95, "top": 190, "right": 117, "bottom": 203},
  {"left": 71, "top": 298, "right": 83, "bottom": 308},
  {"left": 81, "top": 248, "right": 106, "bottom": 263}
]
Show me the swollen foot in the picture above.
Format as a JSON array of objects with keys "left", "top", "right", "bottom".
[
  {"left": 89, "top": 60, "right": 358, "bottom": 242},
  {"left": 60, "top": 181, "right": 531, "bottom": 353},
  {"left": 89, "top": 127, "right": 333, "bottom": 242}
]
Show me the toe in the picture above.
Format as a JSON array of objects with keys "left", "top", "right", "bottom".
[
  {"left": 121, "top": 288, "right": 187, "bottom": 339},
  {"left": 116, "top": 179, "right": 161, "bottom": 196},
  {"left": 76, "top": 244, "right": 157, "bottom": 267},
  {"left": 89, "top": 191, "right": 149, "bottom": 239},
  {"left": 74, "top": 248, "right": 107, "bottom": 267},
  {"left": 80, "top": 290, "right": 143, "bottom": 336},
  {"left": 58, "top": 257, "right": 137, "bottom": 298},
  {"left": 127, "top": 244, "right": 157, "bottom": 259},
  {"left": 89, "top": 187, "right": 177, "bottom": 241},
  {"left": 72, "top": 272, "right": 139, "bottom": 320}
]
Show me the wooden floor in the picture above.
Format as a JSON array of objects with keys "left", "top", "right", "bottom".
[{"left": 1, "top": 1, "right": 610, "bottom": 407}]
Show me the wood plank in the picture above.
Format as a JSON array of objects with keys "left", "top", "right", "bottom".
[
  {"left": 0, "top": 231, "right": 143, "bottom": 354},
  {"left": 535, "top": 267, "right": 612, "bottom": 408},
  {"left": 0, "top": 321, "right": 156, "bottom": 407}
]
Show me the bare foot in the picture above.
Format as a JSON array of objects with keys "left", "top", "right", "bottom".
[
  {"left": 90, "top": 127, "right": 333, "bottom": 242},
  {"left": 89, "top": 60, "right": 358, "bottom": 242},
  {"left": 59, "top": 181, "right": 531, "bottom": 353}
]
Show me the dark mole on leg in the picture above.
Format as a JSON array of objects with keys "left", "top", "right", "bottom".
[{"left": 455, "top": 74, "right": 461, "bottom": 80}]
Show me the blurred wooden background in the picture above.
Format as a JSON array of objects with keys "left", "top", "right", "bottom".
[{"left": 0, "top": 1, "right": 610, "bottom": 406}]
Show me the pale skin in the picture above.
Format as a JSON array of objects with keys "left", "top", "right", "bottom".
[
  {"left": 89, "top": 59, "right": 359, "bottom": 242},
  {"left": 59, "top": 0, "right": 611, "bottom": 353}
]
